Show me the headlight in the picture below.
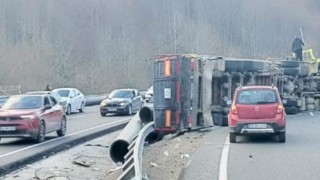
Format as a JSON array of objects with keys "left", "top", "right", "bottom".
[
  {"left": 119, "top": 102, "right": 127, "bottom": 106},
  {"left": 100, "top": 101, "right": 107, "bottom": 106},
  {"left": 20, "top": 115, "right": 36, "bottom": 119}
]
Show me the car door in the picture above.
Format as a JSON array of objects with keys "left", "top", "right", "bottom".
[
  {"left": 42, "top": 96, "right": 55, "bottom": 132},
  {"left": 69, "top": 90, "right": 77, "bottom": 111},
  {"left": 74, "top": 89, "right": 82, "bottom": 108},
  {"left": 49, "top": 96, "right": 62, "bottom": 130}
]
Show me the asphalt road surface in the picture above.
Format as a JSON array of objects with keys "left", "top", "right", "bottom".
[
  {"left": 181, "top": 112, "right": 320, "bottom": 180},
  {"left": 0, "top": 105, "right": 132, "bottom": 175}
]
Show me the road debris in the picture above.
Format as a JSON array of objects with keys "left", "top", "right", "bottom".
[
  {"left": 163, "top": 150, "right": 169, "bottom": 157},
  {"left": 150, "top": 162, "right": 159, "bottom": 167},
  {"left": 34, "top": 167, "right": 69, "bottom": 180}
]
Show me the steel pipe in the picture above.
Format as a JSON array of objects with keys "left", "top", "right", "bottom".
[
  {"left": 139, "top": 106, "right": 153, "bottom": 124},
  {"left": 110, "top": 113, "right": 143, "bottom": 163}
]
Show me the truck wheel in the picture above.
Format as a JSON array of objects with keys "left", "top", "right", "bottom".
[
  {"left": 283, "top": 99, "right": 298, "bottom": 107},
  {"left": 211, "top": 105, "right": 223, "bottom": 113},
  {"left": 229, "top": 133, "right": 236, "bottom": 143},
  {"left": 307, "top": 104, "right": 315, "bottom": 111},
  {"left": 306, "top": 98, "right": 315, "bottom": 104},
  {"left": 283, "top": 68, "right": 299, "bottom": 75},
  {"left": 280, "top": 60, "right": 299, "bottom": 68},
  {"left": 244, "top": 61, "right": 265, "bottom": 71},
  {"left": 285, "top": 106, "right": 298, "bottom": 114},
  {"left": 212, "top": 113, "right": 223, "bottom": 126}
]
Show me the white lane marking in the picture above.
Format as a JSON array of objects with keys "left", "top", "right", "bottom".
[
  {"left": 219, "top": 135, "right": 230, "bottom": 180},
  {"left": 0, "top": 118, "right": 131, "bottom": 159}
]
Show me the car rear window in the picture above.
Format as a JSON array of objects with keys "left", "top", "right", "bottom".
[{"left": 236, "top": 89, "right": 278, "bottom": 105}]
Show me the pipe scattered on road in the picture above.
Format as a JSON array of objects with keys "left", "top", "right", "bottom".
[
  {"left": 139, "top": 106, "right": 153, "bottom": 124},
  {"left": 110, "top": 114, "right": 143, "bottom": 163}
]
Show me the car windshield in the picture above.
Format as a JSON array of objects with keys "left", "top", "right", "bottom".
[
  {"left": 0, "top": 97, "right": 9, "bottom": 106},
  {"left": 56, "top": 90, "right": 70, "bottom": 97},
  {"left": 109, "top": 90, "right": 132, "bottom": 98},
  {"left": 236, "top": 89, "right": 278, "bottom": 105},
  {"left": 1, "top": 96, "right": 42, "bottom": 110}
]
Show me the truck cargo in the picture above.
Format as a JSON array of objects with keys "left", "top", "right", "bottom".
[{"left": 152, "top": 49, "right": 320, "bottom": 133}]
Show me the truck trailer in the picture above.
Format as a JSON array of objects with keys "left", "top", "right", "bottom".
[{"left": 152, "top": 50, "right": 320, "bottom": 133}]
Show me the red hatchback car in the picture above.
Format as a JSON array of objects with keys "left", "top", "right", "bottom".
[
  {"left": 0, "top": 95, "right": 66, "bottom": 143},
  {"left": 228, "top": 86, "right": 286, "bottom": 143}
]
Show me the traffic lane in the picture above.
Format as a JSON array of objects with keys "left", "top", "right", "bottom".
[
  {"left": 179, "top": 127, "right": 229, "bottom": 180},
  {"left": 228, "top": 112, "right": 320, "bottom": 180},
  {"left": 0, "top": 105, "right": 132, "bottom": 155},
  {"left": 0, "top": 105, "right": 131, "bottom": 176},
  {"left": 0, "top": 105, "right": 98, "bottom": 148}
]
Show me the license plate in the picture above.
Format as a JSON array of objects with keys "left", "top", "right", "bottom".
[
  {"left": 248, "top": 124, "right": 267, "bottom": 129},
  {"left": 0, "top": 126, "right": 16, "bottom": 131},
  {"left": 108, "top": 107, "right": 117, "bottom": 112}
]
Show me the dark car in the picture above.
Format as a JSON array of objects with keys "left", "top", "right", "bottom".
[
  {"left": 100, "top": 89, "right": 144, "bottom": 116},
  {"left": 26, "top": 91, "right": 68, "bottom": 113},
  {"left": 0, "top": 94, "right": 67, "bottom": 143},
  {"left": 228, "top": 86, "right": 286, "bottom": 143}
]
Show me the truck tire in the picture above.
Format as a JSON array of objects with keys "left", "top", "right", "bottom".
[
  {"left": 283, "top": 99, "right": 298, "bottom": 107},
  {"left": 222, "top": 107, "right": 229, "bottom": 115},
  {"left": 306, "top": 98, "right": 315, "bottom": 104},
  {"left": 225, "top": 60, "right": 264, "bottom": 72},
  {"left": 285, "top": 106, "right": 298, "bottom": 114},
  {"left": 211, "top": 105, "right": 223, "bottom": 113},
  {"left": 244, "top": 61, "right": 265, "bottom": 71},
  {"left": 212, "top": 113, "right": 223, "bottom": 126},
  {"left": 307, "top": 104, "right": 315, "bottom": 111},
  {"left": 280, "top": 60, "right": 299, "bottom": 68},
  {"left": 283, "top": 68, "right": 299, "bottom": 76}
]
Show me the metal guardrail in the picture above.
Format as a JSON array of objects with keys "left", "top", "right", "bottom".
[
  {"left": 117, "top": 122, "right": 155, "bottom": 180},
  {"left": 0, "top": 85, "right": 21, "bottom": 95}
]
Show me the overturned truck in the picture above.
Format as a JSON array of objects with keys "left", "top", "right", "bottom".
[{"left": 152, "top": 50, "right": 320, "bottom": 133}]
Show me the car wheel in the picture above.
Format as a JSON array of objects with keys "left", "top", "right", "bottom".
[
  {"left": 36, "top": 121, "right": 46, "bottom": 143},
  {"left": 278, "top": 132, "right": 286, "bottom": 143},
  {"left": 79, "top": 102, "right": 84, "bottom": 113},
  {"left": 66, "top": 104, "right": 71, "bottom": 115},
  {"left": 127, "top": 105, "right": 132, "bottom": 116},
  {"left": 57, "top": 116, "right": 67, "bottom": 137},
  {"left": 229, "top": 133, "right": 236, "bottom": 143},
  {"left": 100, "top": 112, "right": 107, "bottom": 117}
]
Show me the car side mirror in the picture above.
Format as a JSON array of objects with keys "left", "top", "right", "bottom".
[{"left": 44, "top": 105, "right": 52, "bottom": 110}]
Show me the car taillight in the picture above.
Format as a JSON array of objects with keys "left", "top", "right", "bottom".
[
  {"left": 277, "top": 104, "right": 284, "bottom": 114},
  {"left": 231, "top": 104, "right": 237, "bottom": 114}
]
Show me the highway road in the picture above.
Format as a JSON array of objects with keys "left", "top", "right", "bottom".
[
  {"left": 181, "top": 112, "right": 320, "bottom": 180},
  {"left": 0, "top": 105, "right": 131, "bottom": 175}
]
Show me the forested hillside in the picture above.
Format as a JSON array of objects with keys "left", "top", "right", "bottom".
[{"left": 0, "top": 0, "right": 319, "bottom": 94}]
